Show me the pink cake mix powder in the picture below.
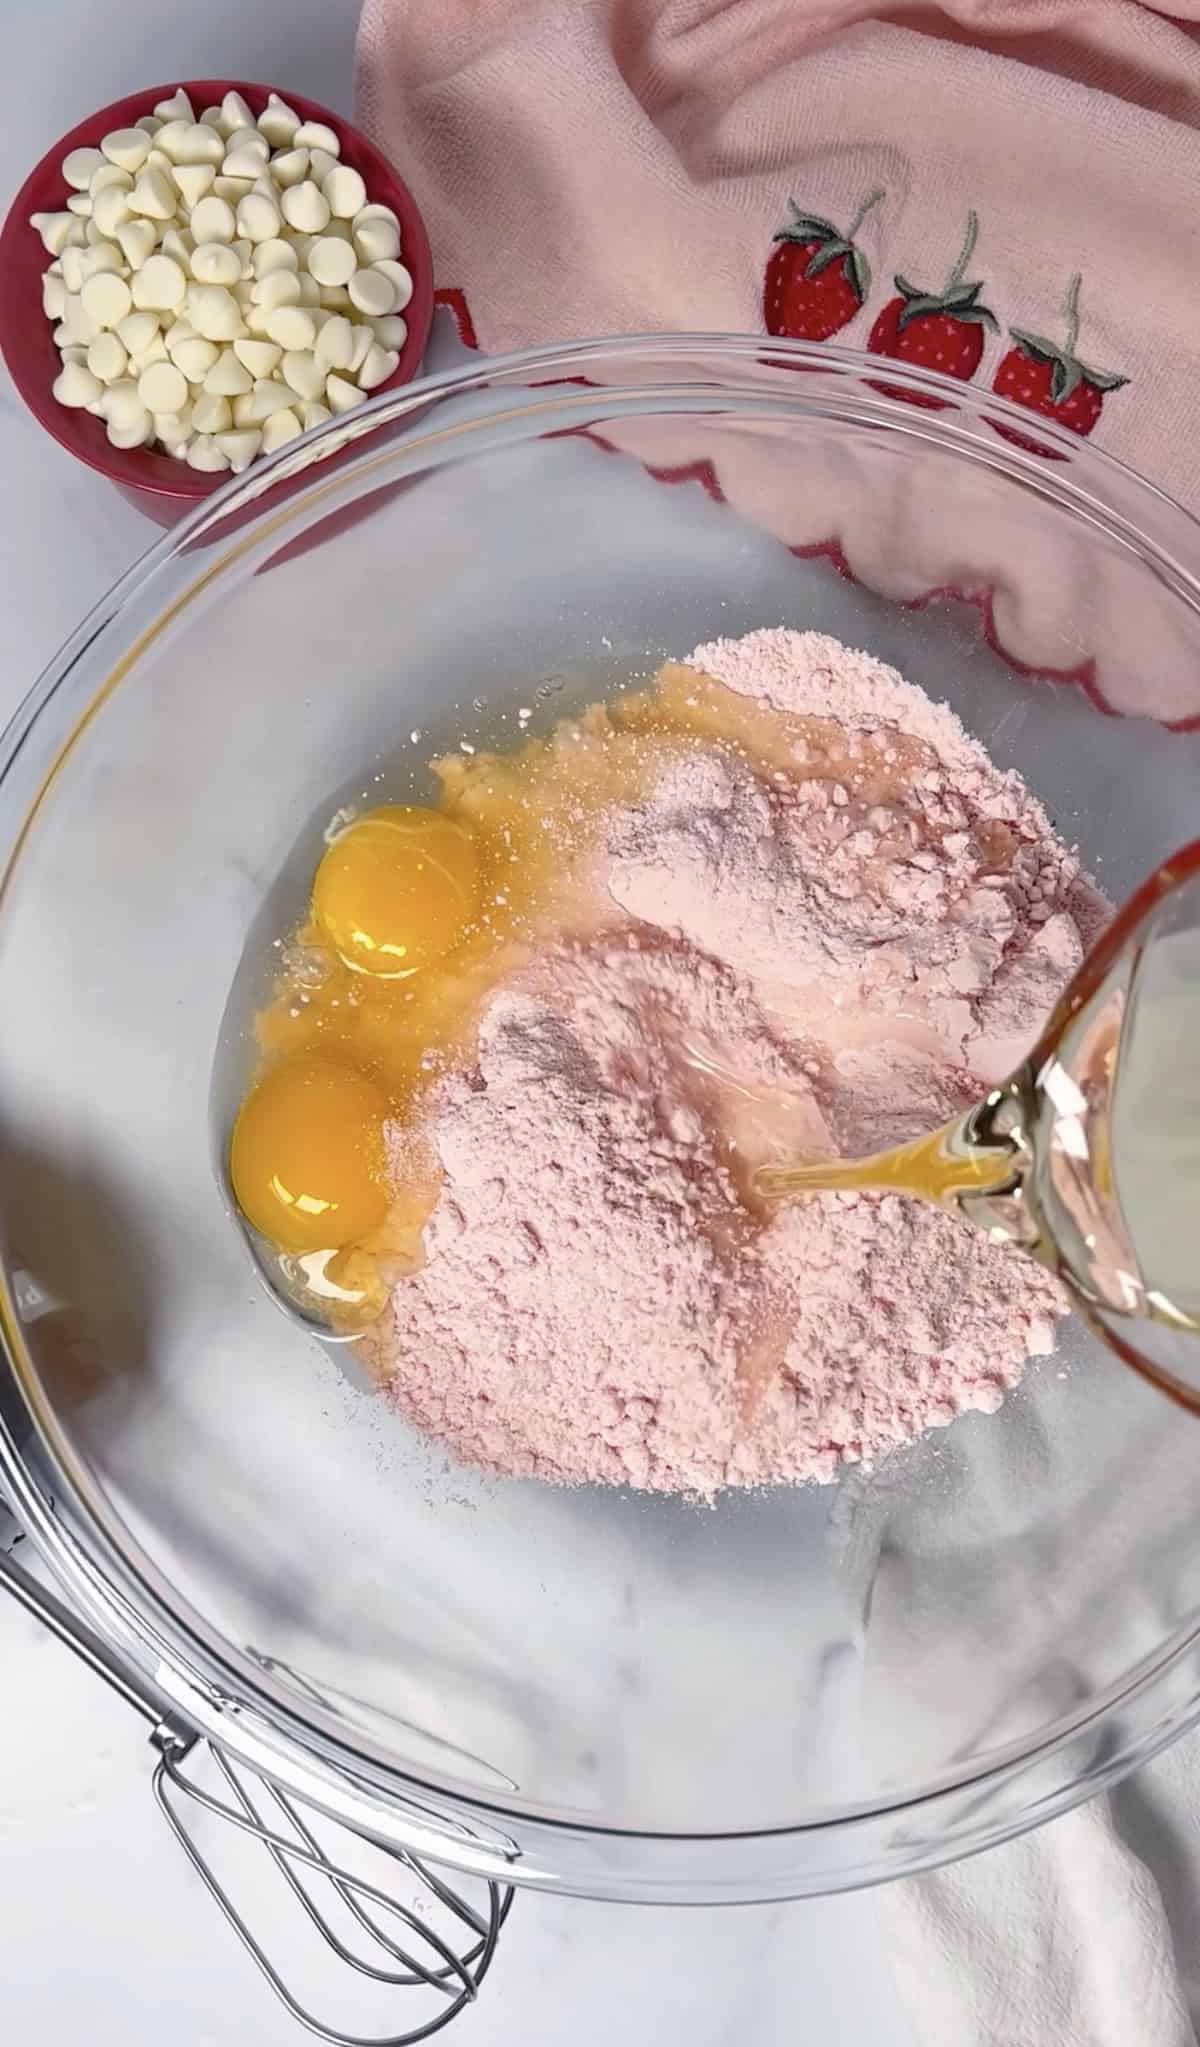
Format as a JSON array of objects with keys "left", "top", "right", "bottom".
[{"left": 371, "top": 630, "right": 1109, "bottom": 1494}]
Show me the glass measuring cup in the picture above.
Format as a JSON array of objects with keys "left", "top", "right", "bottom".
[{"left": 757, "top": 840, "right": 1200, "bottom": 1411}]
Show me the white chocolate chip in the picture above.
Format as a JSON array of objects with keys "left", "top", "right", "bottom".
[
  {"left": 373, "top": 259, "right": 414, "bottom": 312},
  {"left": 323, "top": 165, "right": 367, "bottom": 219},
  {"left": 280, "top": 348, "right": 325, "bottom": 400},
  {"left": 358, "top": 342, "right": 399, "bottom": 391},
  {"left": 347, "top": 267, "right": 395, "bottom": 317},
  {"left": 172, "top": 335, "right": 219, "bottom": 381},
  {"left": 258, "top": 93, "right": 301, "bottom": 147},
  {"left": 128, "top": 169, "right": 176, "bottom": 220},
  {"left": 281, "top": 180, "right": 329, "bottom": 234},
  {"left": 299, "top": 398, "right": 331, "bottom": 429},
  {"left": 116, "top": 310, "right": 160, "bottom": 355},
  {"left": 236, "top": 191, "right": 280, "bottom": 243},
  {"left": 135, "top": 332, "right": 169, "bottom": 369},
  {"left": 306, "top": 235, "right": 356, "bottom": 287},
  {"left": 370, "top": 307, "right": 409, "bottom": 347},
  {"left": 115, "top": 218, "right": 157, "bottom": 269},
  {"left": 63, "top": 146, "right": 105, "bottom": 190},
  {"left": 192, "top": 391, "right": 232, "bottom": 433},
  {"left": 107, "top": 409, "right": 152, "bottom": 448},
  {"left": 138, "top": 360, "right": 188, "bottom": 413},
  {"left": 270, "top": 147, "right": 309, "bottom": 188},
  {"left": 60, "top": 246, "right": 86, "bottom": 294},
  {"left": 80, "top": 271, "right": 133, "bottom": 329},
  {"left": 171, "top": 123, "right": 225, "bottom": 167},
  {"left": 32, "top": 210, "right": 80, "bottom": 255},
  {"left": 153, "top": 405, "right": 193, "bottom": 440},
  {"left": 87, "top": 187, "right": 129, "bottom": 241},
  {"left": 172, "top": 163, "right": 215, "bottom": 209},
  {"left": 222, "top": 139, "right": 271, "bottom": 180},
  {"left": 252, "top": 269, "right": 301, "bottom": 310},
  {"left": 89, "top": 163, "right": 133, "bottom": 195},
  {"left": 216, "top": 428, "right": 262, "bottom": 471},
  {"left": 62, "top": 292, "right": 99, "bottom": 343},
  {"left": 237, "top": 377, "right": 296, "bottom": 423},
  {"left": 232, "top": 337, "right": 281, "bottom": 376},
  {"left": 213, "top": 174, "right": 253, "bottom": 202},
  {"left": 190, "top": 194, "right": 236, "bottom": 244},
  {"left": 52, "top": 359, "right": 102, "bottom": 407},
  {"left": 204, "top": 347, "right": 253, "bottom": 396},
  {"left": 352, "top": 205, "right": 400, "bottom": 264},
  {"left": 101, "top": 127, "right": 152, "bottom": 172},
  {"left": 307, "top": 147, "right": 339, "bottom": 187},
  {"left": 296, "top": 272, "right": 321, "bottom": 306},
  {"left": 160, "top": 226, "right": 194, "bottom": 267},
  {"left": 152, "top": 120, "right": 191, "bottom": 161},
  {"left": 66, "top": 193, "right": 93, "bottom": 217},
  {"left": 42, "top": 272, "right": 67, "bottom": 320},
  {"left": 187, "top": 434, "right": 230, "bottom": 472},
  {"left": 292, "top": 121, "right": 339, "bottom": 155},
  {"left": 86, "top": 331, "right": 128, "bottom": 383},
  {"left": 253, "top": 236, "right": 298, "bottom": 276},
  {"left": 132, "top": 254, "right": 187, "bottom": 311},
  {"left": 325, "top": 372, "right": 365, "bottom": 413},
  {"left": 347, "top": 322, "right": 372, "bottom": 374},
  {"left": 318, "top": 284, "right": 351, "bottom": 310},
  {"left": 154, "top": 89, "right": 194, "bottom": 122},
  {"left": 220, "top": 91, "right": 255, "bottom": 136},
  {"left": 314, "top": 314, "right": 354, "bottom": 371},
  {"left": 187, "top": 284, "right": 244, "bottom": 340},
  {"left": 263, "top": 304, "right": 316, "bottom": 350},
  {"left": 191, "top": 242, "right": 242, "bottom": 286},
  {"left": 261, "top": 406, "right": 303, "bottom": 452},
  {"left": 80, "top": 238, "right": 123, "bottom": 279}
]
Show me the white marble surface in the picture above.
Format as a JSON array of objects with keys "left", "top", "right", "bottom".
[{"left": 0, "top": 5, "right": 920, "bottom": 2043}]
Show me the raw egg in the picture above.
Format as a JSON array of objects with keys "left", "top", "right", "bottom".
[
  {"left": 312, "top": 806, "right": 480, "bottom": 978},
  {"left": 229, "top": 1050, "right": 390, "bottom": 1252}
]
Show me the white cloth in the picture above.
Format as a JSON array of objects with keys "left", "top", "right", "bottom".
[{"left": 883, "top": 1759, "right": 1200, "bottom": 2046}]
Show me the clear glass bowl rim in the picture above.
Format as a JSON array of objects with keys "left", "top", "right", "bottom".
[{"left": 3, "top": 334, "right": 1200, "bottom": 1903}]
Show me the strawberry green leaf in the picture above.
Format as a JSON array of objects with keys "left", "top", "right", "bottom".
[
  {"left": 1050, "top": 356, "right": 1083, "bottom": 405},
  {"left": 848, "top": 248, "right": 871, "bottom": 303},
  {"left": 776, "top": 207, "right": 840, "bottom": 242},
  {"left": 805, "top": 239, "right": 851, "bottom": 279},
  {"left": 942, "top": 281, "right": 984, "bottom": 312},
  {"left": 896, "top": 293, "right": 946, "bottom": 327},
  {"left": 1081, "top": 365, "right": 1128, "bottom": 393},
  {"left": 1009, "top": 329, "right": 1063, "bottom": 365},
  {"left": 894, "top": 273, "right": 921, "bottom": 299}
]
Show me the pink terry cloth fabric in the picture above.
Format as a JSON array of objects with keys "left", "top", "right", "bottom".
[{"left": 356, "top": 0, "right": 1200, "bottom": 522}]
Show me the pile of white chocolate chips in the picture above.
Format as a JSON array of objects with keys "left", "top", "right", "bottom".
[{"left": 32, "top": 86, "right": 413, "bottom": 474}]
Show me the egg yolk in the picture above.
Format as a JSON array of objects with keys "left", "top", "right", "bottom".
[
  {"left": 312, "top": 806, "right": 481, "bottom": 978},
  {"left": 229, "top": 1050, "right": 390, "bottom": 1252}
]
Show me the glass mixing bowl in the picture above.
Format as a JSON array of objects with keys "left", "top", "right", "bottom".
[{"left": 2, "top": 336, "right": 1200, "bottom": 1905}]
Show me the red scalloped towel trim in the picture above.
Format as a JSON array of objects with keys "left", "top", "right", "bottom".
[{"left": 421, "top": 291, "right": 1193, "bottom": 731}]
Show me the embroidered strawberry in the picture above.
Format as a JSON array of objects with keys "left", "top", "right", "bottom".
[
  {"left": 763, "top": 190, "right": 883, "bottom": 344},
  {"left": 991, "top": 275, "right": 1127, "bottom": 456},
  {"left": 867, "top": 211, "right": 996, "bottom": 407}
]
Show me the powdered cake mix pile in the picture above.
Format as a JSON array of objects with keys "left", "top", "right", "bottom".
[{"left": 368, "top": 630, "right": 1108, "bottom": 1493}]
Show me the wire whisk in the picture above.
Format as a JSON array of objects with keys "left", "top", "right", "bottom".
[{"left": 0, "top": 1516, "right": 513, "bottom": 2044}]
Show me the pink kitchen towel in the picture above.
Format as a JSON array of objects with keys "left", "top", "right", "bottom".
[{"left": 356, "top": 0, "right": 1200, "bottom": 518}]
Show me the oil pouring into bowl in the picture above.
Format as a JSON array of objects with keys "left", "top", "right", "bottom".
[{"left": 757, "top": 840, "right": 1200, "bottom": 1409}]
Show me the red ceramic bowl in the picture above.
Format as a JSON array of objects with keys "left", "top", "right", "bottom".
[{"left": 0, "top": 79, "right": 434, "bottom": 525}]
